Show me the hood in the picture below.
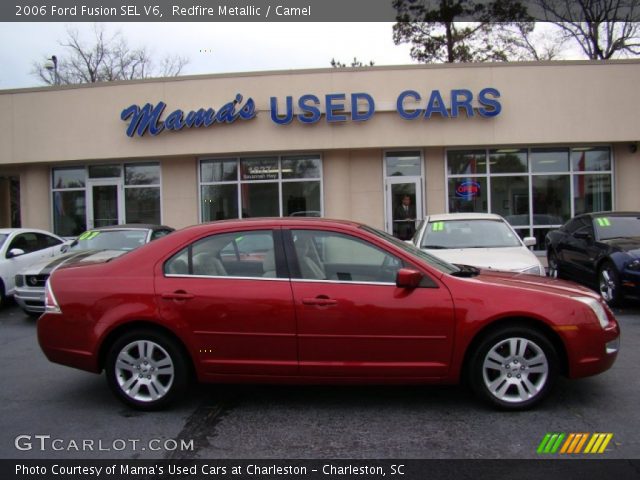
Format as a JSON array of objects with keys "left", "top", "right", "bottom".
[
  {"left": 600, "top": 236, "right": 640, "bottom": 257},
  {"left": 17, "top": 249, "right": 126, "bottom": 276},
  {"left": 423, "top": 246, "right": 541, "bottom": 272},
  {"left": 473, "top": 269, "right": 601, "bottom": 299}
]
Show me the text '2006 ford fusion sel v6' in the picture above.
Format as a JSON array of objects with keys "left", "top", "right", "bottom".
[{"left": 37, "top": 218, "right": 620, "bottom": 410}]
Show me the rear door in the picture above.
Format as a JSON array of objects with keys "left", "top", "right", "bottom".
[
  {"left": 286, "top": 228, "right": 455, "bottom": 378},
  {"left": 155, "top": 228, "right": 298, "bottom": 376}
]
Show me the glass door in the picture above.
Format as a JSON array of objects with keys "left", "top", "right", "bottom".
[
  {"left": 385, "top": 178, "right": 423, "bottom": 240},
  {"left": 87, "top": 180, "right": 124, "bottom": 229}
]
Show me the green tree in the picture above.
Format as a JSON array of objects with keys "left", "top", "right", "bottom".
[
  {"left": 393, "top": 0, "right": 534, "bottom": 63},
  {"left": 330, "top": 57, "right": 375, "bottom": 68}
]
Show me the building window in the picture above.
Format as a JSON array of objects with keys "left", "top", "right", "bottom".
[
  {"left": 51, "top": 162, "right": 161, "bottom": 237},
  {"left": 124, "top": 163, "right": 161, "bottom": 224},
  {"left": 446, "top": 147, "right": 613, "bottom": 250},
  {"left": 200, "top": 154, "right": 322, "bottom": 221},
  {"left": 52, "top": 167, "right": 87, "bottom": 237}
]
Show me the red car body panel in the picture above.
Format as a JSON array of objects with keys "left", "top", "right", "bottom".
[{"left": 37, "top": 218, "right": 620, "bottom": 387}]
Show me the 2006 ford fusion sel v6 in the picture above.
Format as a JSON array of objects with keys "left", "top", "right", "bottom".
[{"left": 37, "top": 218, "right": 620, "bottom": 410}]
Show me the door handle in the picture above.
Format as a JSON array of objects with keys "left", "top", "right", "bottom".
[
  {"left": 161, "top": 291, "right": 195, "bottom": 301},
  {"left": 302, "top": 296, "right": 337, "bottom": 306}
]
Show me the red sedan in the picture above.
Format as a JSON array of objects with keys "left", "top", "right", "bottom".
[{"left": 38, "top": 218, "right": 620, "bottom": 410}]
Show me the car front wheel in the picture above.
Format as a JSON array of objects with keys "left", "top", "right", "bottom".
[
  {"left": 547, "top": 251, "right": 560, "bottom": 278},
  {"left": 599, "top": 261, "right": 622, "bottom": 306},
  {"left": 469, "top": 326, "right": 558, "bottom": 410},
  {"left": 105, "top": 329, "right": 189, "bottom": 410}
]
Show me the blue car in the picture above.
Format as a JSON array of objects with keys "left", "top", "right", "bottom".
[{"left": 545, "top": 212, "right": 640, "bottom": 305}]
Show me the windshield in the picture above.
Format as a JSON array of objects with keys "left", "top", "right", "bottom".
[
  {"left": 595, "top": 215, "right": 640, "bottom": 240},
  {"left": 362, "top": 225, "right": 460, "bottom": 275},
  {"left": 70, "top": 229, "right": 148, "bottom": 251},
  {"left": 0, "top": 234, "right": 7, "bottom": 250},
  {"left": 421, "top": 219, "right": 522, "bottom": 249}
]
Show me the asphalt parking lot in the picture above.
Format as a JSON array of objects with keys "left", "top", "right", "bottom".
[{"left": 1, "top": 300, "right": 639, "bottom": 460}]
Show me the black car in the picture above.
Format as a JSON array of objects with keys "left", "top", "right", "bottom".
[{"left": 545, "top": 212, "right": 640, "bottom": 305}]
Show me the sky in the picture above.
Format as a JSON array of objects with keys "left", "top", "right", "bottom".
[{"left": 0, "top": 22, "right": 420, "bottom": 89}]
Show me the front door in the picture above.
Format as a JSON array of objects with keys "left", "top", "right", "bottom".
[
  {"left": 385, "top": 178, "right": 423, "bottom": 241},
  {"left": 287, "top": 228, "right": 455, "bottom": 378},
  {"left": 87, "top": 180, "right": 124, "bottom": 229}
]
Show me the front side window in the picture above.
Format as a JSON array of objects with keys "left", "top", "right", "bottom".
[
  {"left": 291, "top": 230, "right": 403, "bottom": 283},
  {"left": 8, "top": 233, "right": 39, "bottom": 254},
  {"left": 165, "top": 230, "right": 276, "bottom": 279}
]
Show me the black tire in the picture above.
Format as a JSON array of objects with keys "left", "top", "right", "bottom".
[
  {"left": 547, "top": 250, "right": 561, "bottom": 279},
  {"left": 105, "top": 329, "right": 189, "bottom": 410},
  {"left": 598, "top": 261, "right": 622, "bottom": 306},
  {"left": 468, "top": 325, "right": 558, "bottom": 410},
  {"left": 0, "top": 280, "right": 5, "bottom": 309}
]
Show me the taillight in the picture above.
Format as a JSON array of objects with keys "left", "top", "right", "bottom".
[{"left": 44, "top": 279, "right": 61, "bottom": 314}]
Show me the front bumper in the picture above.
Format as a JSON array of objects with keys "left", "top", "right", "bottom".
[{"left": 14, "top": 286, "right": 45, "bottom": 313}]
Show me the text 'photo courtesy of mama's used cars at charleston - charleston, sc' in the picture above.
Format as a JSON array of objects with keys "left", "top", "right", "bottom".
[{"left": 37, "top": 218, "right": 620, "bottom": 411}]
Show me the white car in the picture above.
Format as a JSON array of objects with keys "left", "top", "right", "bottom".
[
  {"left": 412, "top": 213, "right": 545, "bottom": 276},
  {"left": 0, "top": 228, "right": 67, "bottom": 307}
]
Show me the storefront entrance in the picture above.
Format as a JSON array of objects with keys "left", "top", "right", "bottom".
[
  {"left": 385, "top": 178, "right": 423, "bottom": 240},
  {"left": 87, "top": 179, "right": 124, "bottom": 229},
  {"left": 384, "top": 151, "right": 424, "bottom": 240}
]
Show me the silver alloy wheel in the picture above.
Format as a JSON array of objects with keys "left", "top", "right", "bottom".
[
  {"left": 599, "top": 268, "right": 616, "bottom": 302},
  {"left": 482, "top": 337, "right": 549, "bottom": 404},
  {"left": 115, "top": 340, "right": 175, "bottom": 403}
]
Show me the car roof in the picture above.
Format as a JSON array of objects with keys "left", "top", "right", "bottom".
[
  {"left": 0, "top": 228, "right": 60, "bottom": 236},
  {"left": 426, "top": 213, "right": 504, "bottom": 222},
  {"left": 585, "top": 211, "right": 640, "bottom": 218},
  {"left": 179, "top": 217, "right": 362, "bottom": 233},
  {"left": 91, "top": 224, "right": 173, "bottom": 231}
]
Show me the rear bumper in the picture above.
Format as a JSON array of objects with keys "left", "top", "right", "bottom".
[{"left": 37, "top": 312, "right": 100, "bottom": 373}]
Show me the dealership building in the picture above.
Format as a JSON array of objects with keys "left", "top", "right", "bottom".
[{"left": 0, "top": 60, "right": 638, "bottom": 252}]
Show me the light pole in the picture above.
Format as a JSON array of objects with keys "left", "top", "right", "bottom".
[{"left": 45, "top": 55, "right": 59, "bottom": 85}]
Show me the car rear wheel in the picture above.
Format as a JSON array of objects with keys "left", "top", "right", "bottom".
[
  {"left": 0, "top": 281, "right": 5, "bottom": 308},
  {"left": 469, "top": 326, "right": 558, "bottom": 410},
  {"left": 599, "top": 261, "right": 622, "bottom": 306},
  {"left": 547, "top": 251, "right": 560, "bottom": 278},
  {"left": 105, "top": 329, "right": 189, "bottom": 410}
]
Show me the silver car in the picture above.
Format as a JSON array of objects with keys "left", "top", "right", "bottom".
[
  {"left": 412, "top": 213, "right": 545, "bottom": 276},
  {"left": 14, "top": 224, "right": 173, "bottom": 316}
]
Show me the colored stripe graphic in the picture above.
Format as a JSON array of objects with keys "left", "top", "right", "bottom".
[
  {"left": 537, "top": 433, "right": 565, "bottom": 454},
  {"left": 539, "top": 433, "right": 613, "bottom": 454}
]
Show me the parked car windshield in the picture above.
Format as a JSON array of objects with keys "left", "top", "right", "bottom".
[
  {"left": 595, "top": 215, "right": 640, "bottom": 240},
  {"left": 0, "top": 234, "right": 7, "bottom": 250},
  {"left": 70, "top": 229, "right": 148, "bottom": 251},
  {"left": 362, "top": 225, "right": 460, "bottom": 275},
  {"left": 421, "top": 219, "right": 522, "bottom": 249}
]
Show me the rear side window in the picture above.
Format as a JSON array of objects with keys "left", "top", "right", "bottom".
[{"left": 164, "top": 230, "right": 276, "bottom": 279}]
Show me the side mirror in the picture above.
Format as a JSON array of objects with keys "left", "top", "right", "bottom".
[
  {"left": 7, "top": 248, "right": 25, "bottom": 259},
  {"left": 523, "top": 237, "right": 537, "bottom": 247},
  {"left": 396, "top": 268, "right": 423, "bottom": 289},
  {"left": 574, "top": 231, "right": 593, "bottom": 241}
]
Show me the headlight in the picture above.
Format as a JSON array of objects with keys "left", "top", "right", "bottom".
[
  {"left": 627, "top": 259, "right": 640, "bottom": 271},
  {"left": 575, "top": 297, "right": 610, "bottom": 329},
  {"left": 521, "top": 265, "right": 544, "bottom": 276}
]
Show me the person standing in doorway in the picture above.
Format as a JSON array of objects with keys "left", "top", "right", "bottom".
[{"left": 394, "top": 194, "right": 416, "bottom": 240}]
